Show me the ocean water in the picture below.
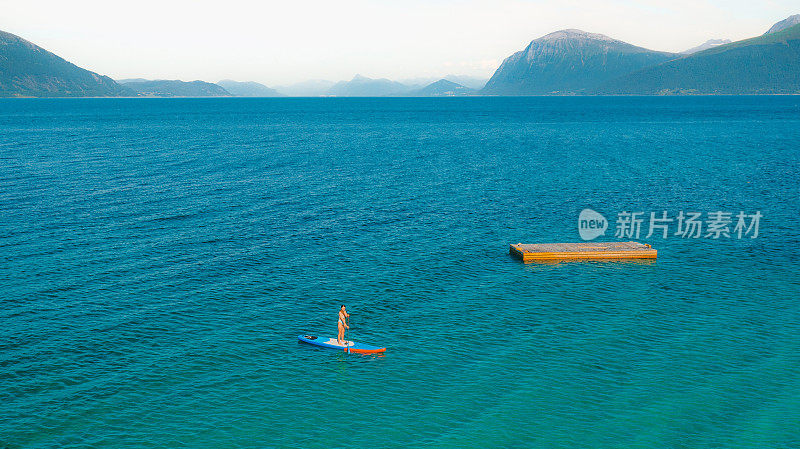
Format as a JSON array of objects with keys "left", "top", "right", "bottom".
[{"left": 1, "top": 97, "right": 799, "bottom": 448}]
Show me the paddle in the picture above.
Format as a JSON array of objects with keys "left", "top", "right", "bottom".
[{"left": 345, "top": 315, "right": 351, "bottom": 354}]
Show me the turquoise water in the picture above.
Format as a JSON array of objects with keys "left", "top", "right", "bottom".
[{"left": 1, "top": 97, "right": 799, "bottom": 448}]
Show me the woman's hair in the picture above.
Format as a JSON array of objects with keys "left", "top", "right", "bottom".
[{"left": 340, "top": 304, "right": 346, "bottom": 309}]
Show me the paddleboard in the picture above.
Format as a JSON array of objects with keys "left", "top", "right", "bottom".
[{"left": 297, "top": 335, "right": 386, "bottom": 354}]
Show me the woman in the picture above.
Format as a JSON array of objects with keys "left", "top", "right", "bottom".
[{"left": 337, "top": 305, "right": 350, "bottom": 345}]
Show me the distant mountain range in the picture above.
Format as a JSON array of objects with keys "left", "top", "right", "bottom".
[
  {"left": 217, "top": 80, "right": 282, "bottom": 97},
  {"left": 399, "top": 75, "right": 487, "bottom": 90},
  {"left": 2, "top": 15, "right": 799, "bottom": 97},
  {"left": 405, "top": 79, "right": 473, "bottom": 96},
  {"left": 273, "top": 80, "right": 336, "bottom": 97},
  {"left": 118, "top": 79, "right": 231, "bottom": 97},
  {"left": 273, "top": 75, "right": 484, "bottom": 97},
  {"left": 321, "top": 75, "right": 476, "bottom": 97},
  {"left": 682, "top": 39, "right": 731, "bottom": 55},
  {"left": 326, "top": 75, "right": 408, "bottom": 97}
]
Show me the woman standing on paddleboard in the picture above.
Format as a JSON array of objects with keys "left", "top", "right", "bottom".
[{"left": 337, "top": 305, "right": 350, "bottom": 345}]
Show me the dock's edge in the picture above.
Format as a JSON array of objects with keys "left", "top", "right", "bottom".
[{"left": 509, "top": 242, "right": 657, "bottom": 262}]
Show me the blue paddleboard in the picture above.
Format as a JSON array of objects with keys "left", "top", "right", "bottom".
[{"left": 297, "top": 335, "right": 386, "bottom": 354}]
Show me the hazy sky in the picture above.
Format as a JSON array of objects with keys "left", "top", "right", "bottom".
[{"left": 1, "top": 1, "right": 797, "bottom": 86}]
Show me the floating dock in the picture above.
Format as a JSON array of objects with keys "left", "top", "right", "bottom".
[{"left": 509, "top": 241, "right": 657, "bottom": 262}]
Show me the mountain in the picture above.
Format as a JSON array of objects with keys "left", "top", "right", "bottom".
[
  {"left": 442, "top": 75, "right": 488, "bottom": 90},
  {"left": 596, "top": 21, "right": 800, "bottom": 95},
  {"left": 326, "top": 74, "right": 410, "bottom": 97},
  {"left": 481, "top": 29, "right": 678, "bottom": 95},
  {"left": 118, "top": 79, "right": 231, "bottom": 97},
  {"left": 0, "top": 29, "right": 133, "bottom": 97},
  {"left": 116, "top": 78, "right": 149, "bottom": 84},
  {"left": 397, "top": 76, "right": 437, "bottom": 90},
  {"left": 406, "top": 79, "right": 474, "bottom": 96},
  {"left": 682, "top": 39, "right": 731, "bottom": 55},
  {"left": 399, "top": 75, "right": 488, "bottom": 90},
  {"left": 764, "top": 14, "right": 800, "bottom": 35},
  {"left": 216, "top": 79, "right": 282, "bottom": 97}
]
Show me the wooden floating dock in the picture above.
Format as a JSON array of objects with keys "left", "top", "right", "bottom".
[{"left": 509, "top": 241, "right": 657, "bottom": 262}]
